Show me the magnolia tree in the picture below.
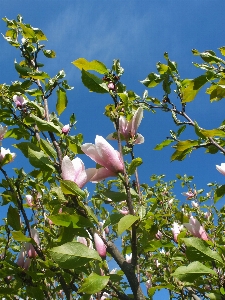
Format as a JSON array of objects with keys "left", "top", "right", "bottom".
[{"left": 1, "top": 15, "right": 225, "bottom": 300}]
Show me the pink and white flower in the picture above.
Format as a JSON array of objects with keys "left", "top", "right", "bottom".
[
  {"left": 183, "top": 216, "right": 208, "bottom": 241},
  {"left": 81, "top": 135, "right": 124, "bottom": 182},
  {"left": 0, "top": 147, "right": 16, "bottom": 163},
  {"left": 61, "top": 156, "right": 96, "bottom": 188},
  {"left": 182, "top": 190, "right": 195, "bottom": 200},
  {"left": 62, "top": 124, "right": 70, "bottom": 134},
  {"left": 13, "top": 95, "right": 27, "bottom": 108},
  {"left": 25, "top": 195, "right": 34, "bottom": 207},
  {"left": 125, "top": 253, "right": 132, "bottom": 263},
  {"left": 191, "top": 201, "right": 199, "bottom": 208},
  {"left": 171, "top": 222, "right": 183, "bottom": 242},
  {"left": 94, "top": 233, "right": 106, "bottom": 258},
  {"left": 107, "top": 107, "right": 144, "bottom": 144}
]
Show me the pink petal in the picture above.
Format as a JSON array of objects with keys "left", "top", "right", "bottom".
[
  {"left": 94, "top": 233, "right": 106, "bottom": 258},
  {"left": 131, "top": 108, "right": 143, "bottom": 136},
  {"left": 61, "top": 156, "right": 75, "bottom": 181},
  {"left": 91, "top": 167, "right": 117, "bottom": 182},
  {"left": 71, "top": 157, "right": 84, "bottom": 182},
  {"left": 135, "top": 133, "right": 144, "bottom": 144},
  {"left": 76, "top": 168, "right": 96, "bottom": 188}
]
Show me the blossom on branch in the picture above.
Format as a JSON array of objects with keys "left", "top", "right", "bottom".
[
  {"left": 183, "top": 216, "right": 208, "bottom": 241},
  {"left": 61, "top": 124, "right": 70, "bottom": 134},
  {"left": 182, "top": 190, "right": 196, "bottom": 200},
  {"left": 61, "top": 156, "right": 96, "bottom": 188},
  {"left": 81, "top": 135, "right": 124, "bottom": 181},
  {"left": 13, "top": 95, "right": 27, "bottom": 108},
  {"left": 94, "top": 233, "right": 106, "bottom": 258},
  {"left": 107, "top": 107, "right": 144, "bottom": 144},
  {"left": 0, "top": 147, "right": 16, "bottom": 163},
  {"left": 126, "top": 253, "right": 132, "bottom": 263},
  {"left": 171, "top": 222, "right": 183, "bottom": 242}
]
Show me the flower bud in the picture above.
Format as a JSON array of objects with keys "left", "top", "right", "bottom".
[
  {"left": 94, "top": 233, "right": 106, "bottom": 258},
  {"left": 62, "top": 124, "right": 70, "bottom": 134}
]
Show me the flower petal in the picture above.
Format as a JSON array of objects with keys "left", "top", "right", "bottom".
[{"left": 61, "top": 156, "right": 75, "bottom": 181}]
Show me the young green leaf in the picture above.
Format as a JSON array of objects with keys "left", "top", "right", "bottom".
[{"left": 78, "top": 273, "right": 109, "bottom": 294}]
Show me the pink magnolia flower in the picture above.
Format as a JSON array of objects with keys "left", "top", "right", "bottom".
[
  {"left": 16, "top": 247, "right": 25, "bottom": 268},
  {"left": 119, "top": 207, "right": 129, "bottom": 215},
  {"left": 0, "top": 125, "right": 7, "bottom": 141},
  {"left": 61, "top": 156, "right": 96, "bottom": 188},
  {"left": 100, "top": 292, "right": 110, "bottom": 300},
  {"left": 25, "top": 228, "right": 40, "bottom": 258},
  {"left": 146, "top": 279, "right": 152, "bottom": 290},
  {"left": 62, "top": 124, "right": 70, "bottom": 134},
  {"left": 77, "top": 236, "right": 88, "bottom": 246},
  {"left": 126, "top": 253, "right": 132, "bottom": 263},
  {"left": 184, "top": 216, "right": 208, "bottom": 240},
  {"left": 25, "top": 195, "right": 34, "bottom": 207},
  {"left": 204, "top": 211, "right": 211, "bottom": 220},
  {"left": 171, "top": 222, "right": 183, "bottom": 242},
  {"left": 0, "top": 147, "right": 16, "bottom": 163},
  {"left": 13, "top": 95, "right": 27, "bottom": 108},
  {"left": 81, "top": 135, "right": 124, "bottom": 181},
  {"left": 191, "top": 201, "right": 199, "bottom": 208},
  {"left": 108, "top": 82, "right": 115, "bottom": 90},
  {"left": 182, "top": 190, "right": 195, "bottom": 200},
  {"left": 107, "top": 107, "right": 144, "bottom": 144},
  {"left": 94, "top": 233, "right": 106, "bottom": 258},
  {"left": 23, "top": 258, "right": 31, "bottom": 270},
  {"left": 216, "top": 163, "right": 225, "bottom": 176},
  {"left": 155, "top": 230, "right": 162, "bottom": 240}
]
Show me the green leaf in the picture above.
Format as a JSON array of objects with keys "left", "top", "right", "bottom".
[
  {"left": 28, "top": 147, "right": 55, "bottom": 171},
  {"left": 104, "top": 213, "right": 123, "bottom": 228},
  {"left": 128, "top": 157, "right": 142, "bottom": 175},
  {"left": 50, "top": 242, "right": 101, "bottom": 269},
  {"left": 100, "top": 191, "right": 127, "bottom": 202},
  {"left": 13, "top": 142, "right": 40, "bottom": 158},
  {"left": 154, "top": 139, "right": 174, "bottom": 150},
  {"left": 20, "top": 23, "right": 36, "bottom": 39},
  {"left": 56, "top": 87, "right": 68, "bottom": 115},
  {"left": 112, "top": 59, "right": 124, "bottom": 76},
  {"left": 148, "top": 285, "right": 174, "bottom": 297},
  {"left": 72, "top": 58, "right": 107, "bottom": 74},
  {"left": 199, "top": 128, "right": 225, "bottom": 138},
  {"left": 43, "top": 49, "right": 56, "bottom": 58},
  {"left": 175, "top": 140, "right": 199, "bottom": 151},
  {"left": 182, "top": 237, "right": 223, "bottom": 263},
  {"left": 181, "top": 75, "right": 209, "bottom": 103},
  {"left": 15, "top": 62, "right": 32, "bottom": 76},
  {"left": 24, "top": 114, "right": 61, "bottom": 134},
  {"left": 81, "top": 69, "right": 108, "bottom": 93},
  {"left": 172, "top": 261, "right": 216, "bottom": 282},
  {"left": 78, "top": 273, "right": 109, "bottom": 294},
  {"left": 26, "top": 286, "right": 44, "bottom": 300},
  {"left": 39, "top": 138, "right": 57, "bottom": 159},
  {"left": 171, "top": 148, "right": 192, "bottom": 161},
  {"left": 117, "top": 215, "right": 139, "bottom": 235},
  {"left": 12, "top": 231, "right": 32, "bottom": 242},
  {"left": 60, "top": 180, "right": 86, "bottom": 199},
  {"left": 156, "top": 62, "right": 169, "bottom": 74},
  {"left": 219, "top": 46, "right": 225, "bottom": 56},
  {"left": 33, "top": 28, "right": 47, "bottom": 41},
  {"left": 7, "top": 205, "right": 21, "bottom": 230},
  {"left": 49, "top": 213, "right": 94, "bottom": 228},
  {"left": 214, "top": 185, "right": 225, "bottom": 203},
  {"left": 140, "top": 73, "right": 163, "bottom": 88}
]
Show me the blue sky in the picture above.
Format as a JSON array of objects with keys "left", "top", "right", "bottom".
[{"left": 1, "top": 1, "right": 225, "bottom": 298}]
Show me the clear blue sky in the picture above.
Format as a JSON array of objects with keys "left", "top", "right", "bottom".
[{"left": 1, "top": 1, "right": 225, "bottom": 298}]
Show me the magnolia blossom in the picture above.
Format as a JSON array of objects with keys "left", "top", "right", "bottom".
[
  {"left": 94, "top": 233, "right": 106, "bottom": 258},
  {"left": 25, "top": 228, "right": 40, "bottom": 258},
  {"left": 155, "top": 259, "right": 161, "bottom": 268},
  {"left": 81, "top": 135, "right": 124, "bottom": 182},
  {"left": 16, "top": 247, "right": 31, "bottom": 270},
  {"left": 77, "top": 236, "right": 88, "bottom": 246},
  {"left": 61, "top": 156, "right": 96, "bottom": 188},
  {"left": 184, "top": 216, "right": 208, "bottom": 241},
  {"left": 204, "top": 211, "right": 211, "bottom": 220},
  {"left": 216, "top": 163, "right": 225, "bottom": 176},
  {"left": 119, "top": 207, "right": 129, "bottom": 215},
  {"left": 107, "top": 107, "right": 144, "bottom": 144},
  {"left": 0, "top": 125, "right": 7, "bottom": 141},
  {"left": 62, "top": 124, "right": 70, "bottom": 134},
  {"left": 191, "top": 201, "right": 199, "bottom": 208},
  {"left": 125, "top": 253, "right": 132, "bottom": 263},
  {"left": 182, "top": 190, "right": 195, "bottom": 200},
  {"left": 100, "top": 292, "right": 110, "bottom": 300},
  {"left": 107, "top": 82, "right": 115, "bottom": 90},
  {"left": 155, "top": 230, "right": 162, "bottom": 240},
  {"left": 171, "top": 222, "right": 183, "bottom": 242},
  {"left": 25, "top": 195, "right": 34, "bottom": 207},
  {"left": 146, "top": 279, "right": 152, "bottom": 290},
  {"left": 13, "top": 95, "right": 27, "bottom": 108},
  {"left": 168, "top": 199, "right": 174, "bottom": 205},
  {"left": 0, "top": 147, "right": 16, "bottom": 163}
]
